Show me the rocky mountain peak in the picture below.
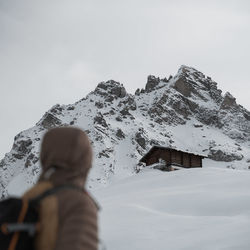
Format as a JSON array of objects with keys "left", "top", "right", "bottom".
[
  {"left": 1, "top": 65, "right": 250, "bottom": 198},
  {"left": 178, "top": 65, "right": 205, "bottom": 78},
  {"left": 171, "top": 65, "right": 223, "bottom": 104}
]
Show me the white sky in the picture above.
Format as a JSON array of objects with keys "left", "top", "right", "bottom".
[{"left": 0, "top": 0, "right": 250, "bottom": 159}]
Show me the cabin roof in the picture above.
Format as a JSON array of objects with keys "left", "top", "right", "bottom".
[{"left": 140, "top": 145, "right": 208, "bottom": 163}]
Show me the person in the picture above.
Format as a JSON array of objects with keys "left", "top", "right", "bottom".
[{"left": 23, "top": 127, "right": 98, "bottom": 250}]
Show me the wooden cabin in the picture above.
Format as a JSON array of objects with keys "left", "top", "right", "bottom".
[{"left": 140, "top": 146, "right": 206, "bottom": 171}]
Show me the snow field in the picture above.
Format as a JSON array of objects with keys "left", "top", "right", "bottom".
[{"left": 94, "top": 167, "right": 250, "bottom": 250}]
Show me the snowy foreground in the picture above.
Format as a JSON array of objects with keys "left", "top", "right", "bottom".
[{"left": 93, "top": 167, "right": 250, "bottom": 250}]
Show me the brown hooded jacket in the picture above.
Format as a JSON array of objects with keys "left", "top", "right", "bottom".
[{"left": 23, "top": 127, "right": 98, "bottom": 250}]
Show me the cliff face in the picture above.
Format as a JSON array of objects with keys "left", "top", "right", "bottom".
[{"left": 1, "top": 65, "right": 250, "bottom": 197}]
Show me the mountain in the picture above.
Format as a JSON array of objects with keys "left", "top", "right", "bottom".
[{"left": 1, "top": 65, "right": 250, "bottom": 197}]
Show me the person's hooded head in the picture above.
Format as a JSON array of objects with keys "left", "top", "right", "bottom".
[{"left": 39, "top": 127, "right": 92, "bottom": 187}]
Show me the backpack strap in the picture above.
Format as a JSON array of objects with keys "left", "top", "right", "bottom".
[
  {"left": 2, "top": 223, "right": 38, "bottom": 236},
  {"left": 31, "top": 184, "right": 100, "bottom": 210}
]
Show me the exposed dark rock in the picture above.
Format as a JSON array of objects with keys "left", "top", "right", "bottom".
[
  {"left": 14, "top": 132, "right": 22, "bottom": 142},
  {"left": 196, "top": 108, "right": 222, "bottom": 128},
  {"left": 110, "top": 84, "right": 126, "bottom": 98},
  {"left": 220, "top": 92, "right": 237, "bottom": 109},
  {"left": 243, "top": 111, "right": 250, "bottom": 121},
  {"left": 98, "top": 148, "right": 113, "bottom": 158},
  {"left": 25, "top": 153, "right": 39, "bottom": 168},
  {"left": 94, "top": 113, "right": 108, "bottom": 128},
  {"left": 154, "top": 117, "right": 163, "bottom": 124},
  {"left": 50, "top": 104, "right": 63, "bottom": 114},
  {"left": 169, "top": 139, "right": 175, "bottom": 144},
  {"left": 208, "top": 148, "right": 243, "bottom": 162},
  {"left": 125, "top": 96, "right": 137, "bottom": 111},
  {"left": 173, "top": 77, "right": 200, "bottom": 98},
  {"left": 208, "top": 83, "right": 223, "bottom": 104},
  {"left": 116, "top": 129, "right": 125, "bottom": 139},
  {"left": 169, "top": 96, "right": 192, "bottom": 119},
  {"left": 194, "top": 124, "right": 203, "bottom": 128},
  {"left": 150, "top": 139, "right": 160, "bottom": 146},
  {"left": 105, "top": 96, "right": 114, "bottom": 103},
  {"left": 13, "top": 139, "right": 32, "bottom": 154},
  {"left": 95, "top": 101, "right": 104, "bottom": 108},
  {"left": 94, "top": 80, "right": 127, "bottom": 100},
  {"left": 135, "top": 88, "right": 140, "bottom": 96},
  {"left": 173, "top": 78, "right": 192, "bottom": 97},
  {"left": 148, "top": 104, "right": 186, "bottom": 125},
  {"left": 38, "top": 113, "right": 62, "bottom": 129},
  {"left": 120, "top": 108, "right": 131, "bottom": 116},
  {"left": 0, "top": 159, "right": 5, "bottom": 168},
  {"left": 118, "top": 96, "right": 136, "bottom": 111},
  {"left": 66, "top": 105, "right": 75, "bottom": 111},
  {"left": 161, "top": 77, "right": 168, "bottom": 83},
  {"left": 145, "top": 75, "right": 160, "bottom": 92},
  {"left": 12, "top": 139, "right": 33, "bottom": 159},
  {"left": 186, "top": 99, "right": 199, "bottom": 113},
  {"left": 115, "top": 116, "right": 122, "bottom": 122},
  {"left": 135, "top": 130, "right": 147, "bottom": 149},
  {"left": 96, "top": 82, "right": 108, "bottom": 90}
]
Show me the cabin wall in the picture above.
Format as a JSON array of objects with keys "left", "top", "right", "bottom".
[
  {"left": 162, "top": 150, "right": 171, "bottom": 165},
  {"left": 146, "top": 149, "right": 171, "bottom": 166},
  {"left": 144, "top": 148, "right": 203, "bottom": 168},
  {"left": 182, "top": 153, "right": 191, "bottom": 167},
  {"left": 171, "top": 150, "right": 182, "bottom": 165},
  {"left": 146, "top": 150, "right": 158, "bottom": 166},
  {"left": 191, "top": 155, "right": 202, "bottom": 167}
]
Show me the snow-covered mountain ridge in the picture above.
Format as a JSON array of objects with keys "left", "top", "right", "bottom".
[{"left": 1, "top": 65, "right": 250, "bottom": 197}]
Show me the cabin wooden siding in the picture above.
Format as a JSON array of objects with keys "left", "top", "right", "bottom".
[
  {"left": 147, "top": 149, "right": 169, "bottom": 166},
  {"left": 141, "top": 147, "right": 204, "bottom": 169},
  {"left": 182, "top": 153, "right": 191, "bottom": 167},
  {"left": 191, "top": 155, "right": 202, "bottom": 167},
  {"left": 171, "top": 150, "right": 182, "bottom": 165}
]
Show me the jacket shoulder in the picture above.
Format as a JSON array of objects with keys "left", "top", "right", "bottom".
[{"left": 57, "top": 188, "right": 98, "bottom": 213}]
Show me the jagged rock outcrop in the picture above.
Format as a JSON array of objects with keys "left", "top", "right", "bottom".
[
  {"left": 135, "top": 129, "right": 147, "bottom": 149},
  {"left": 94, "top": 113, "right": 108, "bottom": 128},
  {"left": 12, "top": 139, "right": 33, "bottom": 160},
  {"left": 220, "top": 92, "right": 237, "bottom": 110},
  {"left": 37, "top": 112, "right": 62, "bottom": 129},
  {"left": 145, "top": 75, "right": 160, "bottom": 92},
  {"left": 209, "top": 147, "right": 244, "bottom": 162},
  {"left": 94, "top": 80, "right": 127, "bottom": 102}
]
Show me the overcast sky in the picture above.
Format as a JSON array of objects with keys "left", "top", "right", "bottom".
[{"left": 0, "top": 0, "right": 250, "bottom": 159}]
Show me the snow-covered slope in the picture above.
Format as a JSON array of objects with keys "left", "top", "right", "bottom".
[
  {"left": 1, "top": 65, "right": 250, "bottom": 197},
  {"left": 94, "top": 167, "right": 250, "bottom": 250}
]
